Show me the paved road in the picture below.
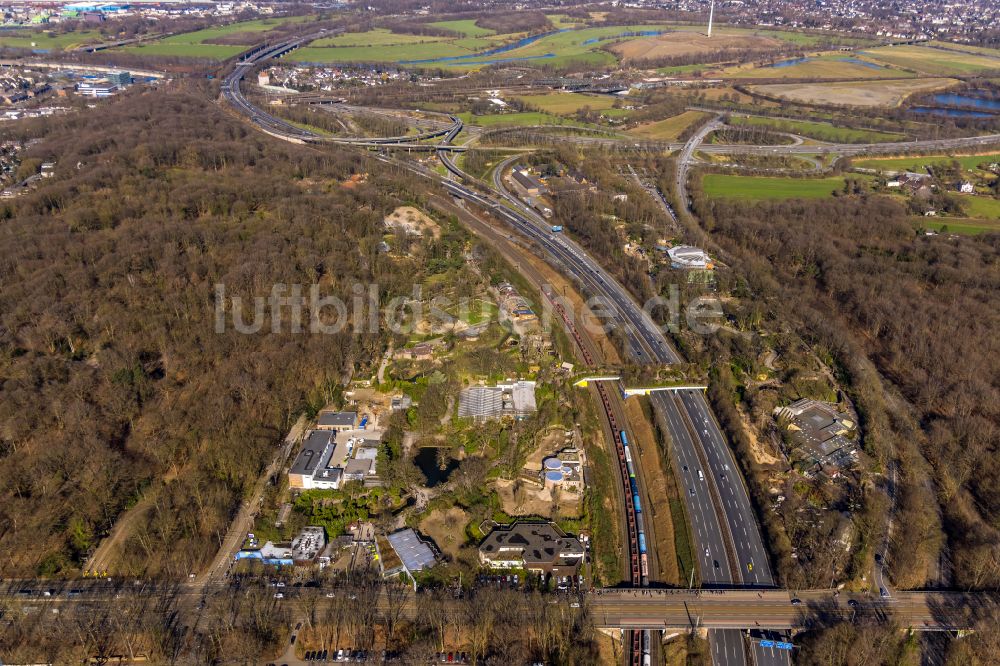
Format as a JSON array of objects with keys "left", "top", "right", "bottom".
[{"left": 2, "top": 580, "right": 983, "bottom": 631}]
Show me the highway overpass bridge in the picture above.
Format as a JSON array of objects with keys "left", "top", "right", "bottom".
[{"left": 0, "top": 580, "right": 989, "bottom": 632}]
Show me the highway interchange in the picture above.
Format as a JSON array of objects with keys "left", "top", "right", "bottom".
[{"left": 211, "top": 32, "right": 997, "bottom": 665}]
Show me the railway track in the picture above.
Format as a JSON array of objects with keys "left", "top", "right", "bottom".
[{"left": 543, "top": 290, "right": 650, "bottom": 666}]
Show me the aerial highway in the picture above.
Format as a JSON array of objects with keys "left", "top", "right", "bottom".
[{"left": 217, "top": 36, "right": 992, "bottom": 666}]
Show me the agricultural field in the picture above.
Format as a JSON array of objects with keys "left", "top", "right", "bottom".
[
  {"left": 610, "top": 31, "right": 784, "bottom": 62},
  {"left": 852, "top": 153, "right": 1000, "bottom": 172},
  {"left": 479, "top": 24, "right": 679, "bottom": 68},
  {"left": 0, "top": 28, "right": 103, "bottom": 51},
  {"left": 628, "top": 110, "right": 711, "bottom": 141},
  {"left": 920, "top": 217, "right": 1000, "bottom": 234},
  {"left": 119, "top": 15, "right": 315, "bottom": 59},
  {"left": 729, "top": 54, "right": 899, "bottom": 79},
  {"left": 729, "top": 115, "right": 905, "bottom": 143},
  {"left": 702, "top": 174, "right": 854, "bottom": 200},
  {"left": 427, "top": 19, "right": 495, "bottom": 37},
  {"left": 749, "top": 78, "right": 957, "bottom": 107},
  {"left": 926, "top": 41, "right": 1000, "bottom": 58},
  {"left": 545, "top": 14, "right": 588, "bottom": 29},
  {"left": 515, "top": 92, "right": 619, "bottom": 115},
  {"left": 312, "top": 29, "right": 450, "bottom": 47},
  {"left": 861, "top": 44, "right": 1000, "bottom": 76},
  {"left": 959, "top": 195, "right": 1000, "bottom": 219},
  {"left": 292, "top": 41, "right": 474, "bottom": 63},
  {"left": 457, "top": 111, "right": 572, "bottom": 127}
]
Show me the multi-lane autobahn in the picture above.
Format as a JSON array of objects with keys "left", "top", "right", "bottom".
[{"left": 216, "top": 32, "right": 996, "bottom": 666}]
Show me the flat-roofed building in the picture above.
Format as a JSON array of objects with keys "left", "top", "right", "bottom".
[
  {"left": 478, "top": 521, "right": 585, "bottom": 575},
  {"left": 667, "top": 245, "right": 712, "bottom": 270},
  {"left": 315, "top": 410, "right": 357, "bottom": 432},
  {"left": 289, "top": 428, "right": 383, "bottom": 490}
]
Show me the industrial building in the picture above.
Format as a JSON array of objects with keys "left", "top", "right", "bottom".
[
  {"left": 510, "top": 166, "right": 546, "bottom": 196},
  {"left": 76, "top": 80, "right": 118, "bottom": 97},
  {"left": 478, "top": 522, "right": 585, "bottom": 576}
]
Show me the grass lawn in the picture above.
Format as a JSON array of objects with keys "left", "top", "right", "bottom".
[
  {"left": 0, "top": 29, "right": 103, "bottom": 50},
  {"left": 958, "top": 195, "right": 1000, "bottom": 219},
  {"left": 515, "top": 92, "right": 618, "bottom": 115},
  {"left": 702, "top": 174, "right": 851, "bottom": 200},
  {"left": 312, "top": 28, "right": 448, "bottom": 47},
  {"left": 730, "top": 115, "right": 904, "bottom": 143},
  {"left": 292, "top": 41, "right": 473, "bottom": 63},
  {"left": 853, "top": 153, "right": 1000, "bottom": 172},
  {"left": 160, "top": 15, "right": 312, "bottom": 44},
  {"left": 546, "top": 14, "right": 587, "bottom": 29},
  {"left": 457, "top": 111, "right": 573, "bottom": 127},
  {"left": 919, "top": 218, "right": 1000, "bottom": 234},
  {"left": 628, "top": 110, "right": 711, "bottom": 140},
  {"left": 122, "top": 42, "right": 247, "bottom": 59},
  {"left": 861, "top": 45, "right": 1000, "bottom": 75},
  {"left": 427, "top": 19, "right": 495, "bottom": 37},
  {"left": 926, "top": 41, "right": 1000, "bottom": 58},
  {"left": 118, "top": 15, "right": 314, "bottom": 58},
  {"left": 485, "top": 24, "right": 672, "bottom": 64}
]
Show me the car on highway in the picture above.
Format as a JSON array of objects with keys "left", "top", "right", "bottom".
[
  {"left": 689, "top": 488, "right": 695, "bottom": 496},
  {"left": 875, "top": 553, "right": 883, "bottom": 564},
  {"left": 880, "top": 587, "right": 890, "bottom": 598},
  {"left": 713, "top": 560, "right": 720, "bottom": 569},
  {"left": 273, "top": 592, "right": 284, "bottom": 599},
  {"left": 791, "top": 598, "right": 802, "bottom": 606},
  {"left": 848, "top": 599, "right": 859, "bottom": 608},
  {"left": 746, "top": 562, "right": 753, "bottom": 572}
]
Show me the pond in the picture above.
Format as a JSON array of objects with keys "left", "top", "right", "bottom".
[
  {"left": 929, "top": 93, "right": 1000, "bottom": 111},
  {"left": 767, "top": 57, "right": 811, "bottom": 68},
  {"left": 910, "top": 106, "right": 994, "bottom": 118},
  {"left": 414, "top": 447, "right": 459, "bottom": 487}
]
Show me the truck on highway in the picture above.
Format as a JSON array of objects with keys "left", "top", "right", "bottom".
[{"left": 697, "top": 470, "right": 704, "bottom": 481}]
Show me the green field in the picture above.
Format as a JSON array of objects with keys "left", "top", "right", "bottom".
[
  {"left": 123, "top": 42, "right": 247, "bottom": 59},
  {"left": 312, "top": 28, "right": 449, "bottom": 47},
  {"left": 161, "top": 15, "right": 312, "bottom": 43},
  {"left": 852, "top": 153, "right": 1000, "bottom": 172},
  {"left": 119, "top": 15, "right": 314, "bottom": 59},
  {"left": 926, "top": 41, "right": 1000, "bottom": 58},
  {"left": 457, "top": 111, "right": 574, "bottom": 127},
  {"left": 292, "top": 41, "right": 475, "bottom": 63},
  {"left": 920, "top": 217, "right": 1000, "bottom": 235},
  {"left": 959, "top": 195, "right": 1000, "bottom": 219},
  {"left": 0, "top": 29, "right": 103, "bottom": 50},
  {"left": 702, "top": 174, "right": 852, "bottom": 200},
  {"left": 862, "top": 45, "right": 1000, "bottom": 75},
  {"left": 628, "top": 110, "right": 711, "bottom": 141},
  {"left": 483, "top": 24, "right": 677, "bottom": 68},
  {"left": 730, "top": 115, "right": 904, "bottom": 143},
  {"left": 546, "top": 14, "right": 588, "bottom": 29},
  {"left": 427, "top": 19, "right": 495, "bottom": 37},
  {"left": 516, "top": 92, "right": 618, "bottom": 115}
]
